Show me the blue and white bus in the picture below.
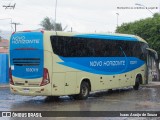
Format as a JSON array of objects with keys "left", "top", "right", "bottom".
[{"left": 9, "top": 31, "right": 158, "bottom": 99}]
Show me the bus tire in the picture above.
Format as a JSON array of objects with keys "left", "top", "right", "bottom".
[
  {"left": 74, "top": 81, "right": 90, "bottom": 100},
  {"left": 133, "top": 77, "right": 140, "bottom": 90}
]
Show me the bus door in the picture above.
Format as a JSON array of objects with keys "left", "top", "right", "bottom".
[{"left": 146, "top": 48, "right": 158, "bottom": 83}]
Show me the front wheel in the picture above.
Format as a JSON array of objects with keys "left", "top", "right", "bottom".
[
  {"left": 73, "top": 81, "right": 90, "bottom": 100},
  {"left": 133, "top": 77, "right": 140, "bottom": 90}
]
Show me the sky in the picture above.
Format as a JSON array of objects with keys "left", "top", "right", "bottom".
[{"left": 0, "top": 0, "right": 160, "bottom": 36}]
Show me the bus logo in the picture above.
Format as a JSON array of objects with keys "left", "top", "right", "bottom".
[{"left": 12, "top": 36, "right": 39, "bottom": 44}]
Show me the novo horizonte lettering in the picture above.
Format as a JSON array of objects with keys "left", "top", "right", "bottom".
[
  {"left": 90, "top": 61, "right": 125, "bottom": 67},
  {"left": 12, "top": 36, "right": 39, "bottom": 44}
]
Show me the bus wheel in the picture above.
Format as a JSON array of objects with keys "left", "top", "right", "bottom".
[
  {"left": 133, "top": 77, "right": 140, "bottom": 90},
  {"left": 74, "top": 81, "right": 90, "bottom": 100}
]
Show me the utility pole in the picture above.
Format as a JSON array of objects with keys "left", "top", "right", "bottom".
[
  {"left": 11, "top": 22, "right": 20, "bottom": 32},
  {"left": 116, "top": 13, "right": 119, "bottom": 28},
  {"left": 54, "top": 0, "right": 57, "bottom": 31}
]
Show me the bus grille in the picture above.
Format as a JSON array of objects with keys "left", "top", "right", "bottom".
[{"left": 13, "top": 58, "right": 40, "bottom": 66}]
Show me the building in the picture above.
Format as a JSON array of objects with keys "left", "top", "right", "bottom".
[{"left": 0, "top": 40, "right": 9, "bottom": 53}]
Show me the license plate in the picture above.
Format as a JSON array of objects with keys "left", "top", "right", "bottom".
[{"left": 23, "top": 88, "right": 29, "bottom": 93}]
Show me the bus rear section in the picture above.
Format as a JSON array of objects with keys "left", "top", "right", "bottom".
[{"left": 9, "top": 31, "right": 51, "bottom": 96}]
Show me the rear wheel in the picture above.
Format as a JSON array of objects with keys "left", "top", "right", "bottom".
[
  {"left": 133, "top": 77, "right": 140, "bottom": 90},
  {"left": 73, "top": 81, "right": 90, "bottom": 100}
]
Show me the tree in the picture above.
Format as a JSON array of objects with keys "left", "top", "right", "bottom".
[
  {"left": 0, "top": 30, "right": 2, "bottom": 42},
  {"left": 40, "top": 17, "right": 62, "bottom": 31},
  {"left": 116, "top": 13, "right": 160, "bottom": 81},
  {"left": 116, "top": 13, "right": 160, "bottom": 58}
]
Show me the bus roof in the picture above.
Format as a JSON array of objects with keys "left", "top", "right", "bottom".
[
  {"left": 47, "top": 31, "right": 147, "bottom": 43},
  {"left": 14, "top": 30, "right": 148, "bottom": 44}
]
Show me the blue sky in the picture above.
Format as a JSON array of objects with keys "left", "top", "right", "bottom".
[{"left": 0, "top": 0, "right": 159, "bottom": 33}]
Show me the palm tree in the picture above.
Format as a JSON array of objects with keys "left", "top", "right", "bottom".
[{"left": 40, "top": 17, "right": 62, "bottom": 31}]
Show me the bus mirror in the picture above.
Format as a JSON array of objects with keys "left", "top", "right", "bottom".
[{"left": 146, "top": 48, "right": 158, "bottom": 60}]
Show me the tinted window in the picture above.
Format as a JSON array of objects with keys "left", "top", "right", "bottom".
[{"left": 50, "top": 36, "right": 148, "bottom": 60}]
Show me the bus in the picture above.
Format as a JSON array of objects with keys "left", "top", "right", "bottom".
[{"left": 9, "top": 31, "right": 158, "bottom": 100}]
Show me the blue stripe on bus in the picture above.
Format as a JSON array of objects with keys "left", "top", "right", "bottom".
[
  {"left": 74, "top": 34, "right": 138, "bottom": 41},
  {"left": 58, "top": 57, "right": 144, "bottom": 75}
]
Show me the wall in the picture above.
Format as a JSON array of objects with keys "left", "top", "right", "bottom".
[{"left": 0, "top": 54, "right": 9, "bottom": 84}]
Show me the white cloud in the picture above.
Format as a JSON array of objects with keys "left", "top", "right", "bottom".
[{"left": 0, "top": 0, "right": 159, "bottom": 33}]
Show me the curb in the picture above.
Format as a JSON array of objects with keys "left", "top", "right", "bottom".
[{"left": 141, "top": 82, "right": 160, "bottom": 87}]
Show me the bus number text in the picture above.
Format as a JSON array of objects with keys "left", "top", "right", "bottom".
[{"left": 26, "top": 68, "right": 39, "bottom": 72}]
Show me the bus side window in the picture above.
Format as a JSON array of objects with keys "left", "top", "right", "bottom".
[
  {"left": 87, "top": 39, "right": 95, "bottom": 56},
  {"left": 104, "top": 43, "right": 109, "bottom": 57},
  {"left": 140, "top": 43, "right": 148, "bottom": 60},
  {"left": 133, "top": 42, "right": 142, "bottom": 59}
]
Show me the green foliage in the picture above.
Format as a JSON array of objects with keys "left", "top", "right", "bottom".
[
  {"left": 55, "top": 23, "right": 62, "bottom": 31},
  {"left": 116, "top": 13, "right": 160, "bottom": 57},
  {"left": 40, "top": 17, "right": 62, "bottom": 31}
]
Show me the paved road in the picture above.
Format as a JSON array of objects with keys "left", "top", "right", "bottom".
[{"left": 0, "top": 83, "right": 160, "bottom": 120}]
